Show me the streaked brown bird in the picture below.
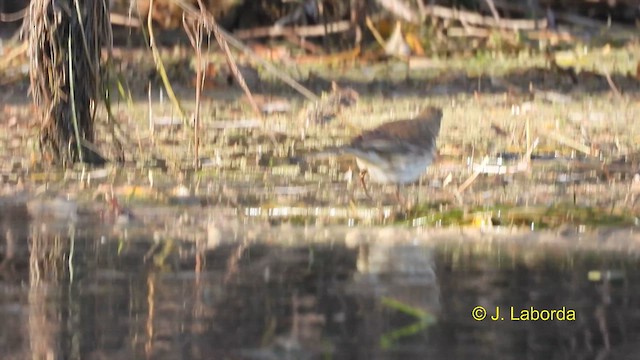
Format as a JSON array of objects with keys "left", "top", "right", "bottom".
[{"left": 320, "top": 106, "right": 443, "bottom": 204}]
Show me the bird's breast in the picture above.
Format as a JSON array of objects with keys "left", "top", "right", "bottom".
[{"left": 355, "top": 151, "right": 434, "bottom": 184}]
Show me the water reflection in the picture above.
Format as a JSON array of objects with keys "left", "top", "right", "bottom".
[{"left": 1, "top": 209, "right": 640, "bottom": 359}]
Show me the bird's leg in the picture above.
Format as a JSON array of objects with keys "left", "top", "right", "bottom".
[
  {"left": 395, "top": 185, "right": 410, "bottom": 212},
  {"left": 359, "top": 169, "right": 372, "bottom": 199}
]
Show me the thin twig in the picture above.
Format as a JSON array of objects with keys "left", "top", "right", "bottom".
[
  {"left": 0, "top": 8, "right": 26, "bottom": 22},
  {"left": 195, "top": 0, "right": 260, "bottom": 118},
  {"left": 3, "top": 7, "right": 140, "bottom": 27},
  {"left": 376, "top": 0, "right": 420, "bottom": 23},
  {"left": 457, "top": 157, "right": 489, "bottom": 194},
  {"left": 483, "top": 0, "right": 501, "bottom": 23},
  {"left": 365, "top": 16, "right": 386, "bottom": 49},
  {"left": 603, "top": 70, "right": 623, "bottom": 99},
  {"left": 423, "top": 5, "right": 547, "bottom": 30},
  {"left": 175, "top": 0, "right": 319, "bottom": 102},
  {"left": 68, "top": 30, "right": 84, "bottom": 163},
  {"left": 110, "top": 12, "right": 141, "bottom": 27},
  {"left": 234, "top": 20, "right": 351, "bottom": 39},
  {"left": 183, "top": 14, "right": 203, "bottom": 169},
  {"left": 147, "top": 0, "right": 188, "bottom": 124},
  {"left": 543, "top": 130, "right": 593, "bottom": 156}
]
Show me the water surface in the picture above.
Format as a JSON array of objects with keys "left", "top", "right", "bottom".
[{"left": 2, "top": 208, "right": 640, "bottom": 360}]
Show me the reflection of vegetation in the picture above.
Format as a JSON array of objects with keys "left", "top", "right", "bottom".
[
  {"left": 28, "top": 224, "right": 73, "bottom": 359},
  {"left": 148, "top": 238, "right": 176, "bottom": 268},
  {"left": 379, "top": 297, "right": 437, "bottom": 350}
]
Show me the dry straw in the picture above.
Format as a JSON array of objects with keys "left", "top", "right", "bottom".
[{"left": 29, "top": 0, "right": 112, "bottom": 165}]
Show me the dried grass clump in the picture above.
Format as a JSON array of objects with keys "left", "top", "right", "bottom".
[{"left": 29, "top": 0, "right": 111, "bottom": 165}]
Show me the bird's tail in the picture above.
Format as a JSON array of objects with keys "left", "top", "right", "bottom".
[{"left": 304, "top": 146, "right": 346, "bottom": 160}]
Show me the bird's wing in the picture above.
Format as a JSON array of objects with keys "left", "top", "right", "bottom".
[
  {"left": 349, "top": 135, "right": 417, "bottom": 154},
  {"left": 362, "top": 109, "right": 442, "bottom": 148},
  {"left": 377, "top": 113, "right": 441, "bottom": 142}
]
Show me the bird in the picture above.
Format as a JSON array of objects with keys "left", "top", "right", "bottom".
[{"left": 317, "top": 106, "right": 443, "bottom": 205}]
